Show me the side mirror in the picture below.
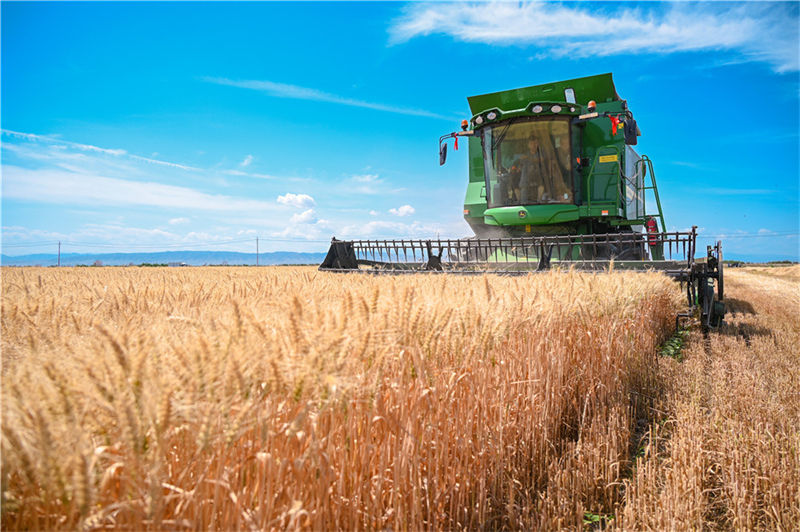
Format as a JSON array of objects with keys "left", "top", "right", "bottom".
[
  {"left": 624, "top": 118, "right": 638, "bottom": 145},
  {"left": 439, "top": 142, "right": 447, "bottom": 166}
]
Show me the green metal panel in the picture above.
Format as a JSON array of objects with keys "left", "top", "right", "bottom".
[
  {"left": 463, "top": 182, "right": 486, "bottom": 214},
  {"left": 484, "top": 205, "right": 580, "bottom": 226},
  {"left": 467, "top": 136, "right": 484, "bottom": 183},
  {"left": 467, "top": 73, "right": 619, "bottom": 115}
]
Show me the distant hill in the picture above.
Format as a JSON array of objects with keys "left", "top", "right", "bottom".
[
  {"left": 1, "top": 250, "right": 327, "bottom": 267},
  {"left": 2, "top": 250, "right": 796, "bottom": 267}
]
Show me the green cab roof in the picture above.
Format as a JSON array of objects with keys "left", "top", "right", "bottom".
[{"left": 467, "top": 73, "right": 620, "bottom": 114}]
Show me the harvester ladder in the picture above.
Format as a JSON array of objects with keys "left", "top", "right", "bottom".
[{"left": 636, "top": 155, "right": 667, "bottom": 233}]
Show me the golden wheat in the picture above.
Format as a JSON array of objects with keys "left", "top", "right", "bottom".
[{"left": 1, "top": 265, "right": 796, "bottom": 530}]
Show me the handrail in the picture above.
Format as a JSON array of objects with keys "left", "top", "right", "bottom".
[{"left": 634, "top": 155, "right": 667, "bottom": 232}]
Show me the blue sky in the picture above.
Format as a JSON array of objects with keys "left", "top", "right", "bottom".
[{"left": 2, "top": 1, "right": 799, "bottom": 260}]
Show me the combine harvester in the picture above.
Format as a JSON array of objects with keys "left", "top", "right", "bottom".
[{"left": 320, "top": 74, "right": 725, "bottom": 327}]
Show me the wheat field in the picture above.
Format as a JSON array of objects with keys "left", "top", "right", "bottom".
[{"left": 1, "top": 265, "right": 797, "bottom": 530}]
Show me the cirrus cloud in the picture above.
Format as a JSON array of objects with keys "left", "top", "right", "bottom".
[
  {"left": 3, "top": 166, "right": 274, "bottom": 212},
  {"left": 390, "top": 2, "right": 799, "bottom": 73},
  {"left": 203, "top": 77, "right": 457, "bottom": 120}
]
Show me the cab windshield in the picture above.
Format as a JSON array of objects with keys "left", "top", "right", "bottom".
[{"left": 482, "top": 118, "right": 573, "bottom": 208}]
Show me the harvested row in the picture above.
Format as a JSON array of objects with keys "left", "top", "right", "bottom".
[
  {"left": 617, "top": 266, "right": 800, "bottom": 530},
  {"left": 2, "top": 267, "right": 679, "bottom": 530}
]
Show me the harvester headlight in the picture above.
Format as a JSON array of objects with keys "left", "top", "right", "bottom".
[
  {"left": 475, "top": 115, "right": 484, "bottom": 125},
  {"left": 487, "top": 111, "right": 497, "bottom": 120},
  {"left": 570, "top": 106, "right": 576, "bottom": 112},
  {"left": 551, "top": 105, "right": 562, "bottom": 113},
  {"left": 532, "top": 105, "right": 543, "bottom": 113}
]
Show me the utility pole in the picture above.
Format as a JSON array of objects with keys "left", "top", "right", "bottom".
[
  {"left": 256, "top": 237, "right": 259, "bottom": 267},
  {"left": 58, "top": 241, "right": 61, "bottom": 267}
]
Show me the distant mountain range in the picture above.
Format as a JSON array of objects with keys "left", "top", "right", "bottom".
[
  {"left": 1, "top": 250, "right": 327, "bottom": 267},
  {"left": 1, "top": 250, "right": 795, "bottom": 267}
]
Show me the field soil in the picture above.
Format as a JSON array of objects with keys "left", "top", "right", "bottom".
[{"left": 1, "top": 266, "right": 798, "bottom": 530}]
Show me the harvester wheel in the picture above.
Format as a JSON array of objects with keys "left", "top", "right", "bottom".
[
  {"left": 700, "top": 278, "right": 726, "bottom": 328},
  {"left": 711, "top": 301, "right": 725, "bottom": 328}
]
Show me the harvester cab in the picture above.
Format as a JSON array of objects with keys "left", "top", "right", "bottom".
[
  {"left": 441, "top": 73, "right": 662, "bottom": 256},
  {"left": 320, "top": 73, "right": 725, "bottom": 328}
]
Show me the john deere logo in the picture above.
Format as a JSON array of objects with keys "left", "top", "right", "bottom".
[{"left": 518, "top": 210, "right": 527, "bottom": 218}]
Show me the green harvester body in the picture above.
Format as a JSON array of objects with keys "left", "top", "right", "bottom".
[{"left": 460, "top": 73, "right": 666, "bottom": 259}]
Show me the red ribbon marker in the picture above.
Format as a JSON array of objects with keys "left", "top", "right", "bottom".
[
  {"left": 454, "top": 136, "right": 459, "bottom": 150},
  {"left": 609, "top": 116, "right": 620, "bottom": 136}
]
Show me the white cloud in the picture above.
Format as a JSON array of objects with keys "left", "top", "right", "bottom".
[
  {"left": 290, "top": 209, "right": 318, "bottom": 224},
  {"left": 224, "top": 169, "right": 277, "bottom": 180},
  {"left": 0, "top": 223, "right": 219, "bottom": 250},
  {"left": 389, "top": 3, "right": 799, "bottom": 73},
  {"left": 338, "top": 219, "right": 448, "bottom": 239},
  {"left": 389, "top": 204, "right": 415, "bottom": 217},
  {"left": 758, "top": 228, "right": 776, "bottom": 235},
  {"left": 3, "top": 128, "right": 288, "bottom": 184},
  {"left": 271, "top": 218, "right": 331, "bottom": 240},
  {"left": 3, "top": 165, "right": 274, "bottom": 212},
  {"left": 351, "top": 174, "right": 380, "bottom": 183},
  {"left": 670, "top": 161, "right": 701, "bottom": 169},
  {"left": 346, "top": 174, "right": 390, "bottom": 195},
  {"left": 169, "top": 217, "right": 190, "bottom": 225},
  {"left": 369, "top": 210, "right": 379, "bottom": 216},
  {"left": 203, "top": 77, "right": 457, "bottom": 120},
  {"left": 1, "top": 129, "right": 200, "bottom": 170},
  {"left": 85, "top": 224, "right": 180, "bottom": 241},
  {"left": 699, "top": 188, "right": 775, "bottom": 196},
  {"left": 277, "top": 193, "right": 316, "bottom": 209}
]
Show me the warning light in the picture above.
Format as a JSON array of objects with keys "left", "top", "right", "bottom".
[
  {"left": 461, "top": 119, "right": 468, "bottom": 131},
  {"left": 463, "top": 209, "right": 470, "bottom": 215},
  {"left": 587, "top": 100, "right": 597, "bottom": 112},
  {"left": 601, "top": 210, "right": 609, "bottom": 216}
]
